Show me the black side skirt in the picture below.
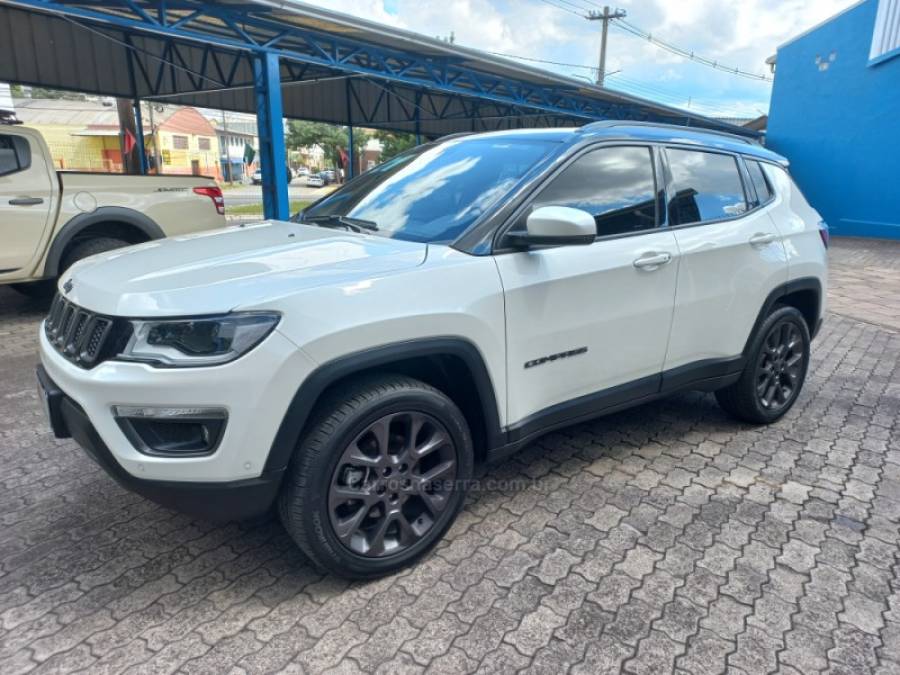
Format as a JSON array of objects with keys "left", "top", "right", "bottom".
[{"left": 489, "top": 355, "right": 744, "bottom": 462}]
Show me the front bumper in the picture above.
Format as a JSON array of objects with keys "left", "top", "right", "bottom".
[
  {"left": 37, "top": 317, "right": 319, "bottom": 522},
  {"left": 37, "top": 364, "right": 283, "bottom": 520},
  {"left": 38, "top": 324, "right": 314, "bottom": 483}
]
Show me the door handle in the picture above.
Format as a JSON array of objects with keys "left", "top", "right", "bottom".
[
  {"left": 8, "top": 197, "right": 44, "bottom": 206},
  {"left": 633, "top": 252, "right": 672, "bottom": 270},
  {"left": 749, "top": 232, "right": 777, "bottom": 246}
]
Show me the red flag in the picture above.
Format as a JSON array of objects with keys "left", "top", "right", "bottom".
[{"left": 123, "top": 128, "right": 136, "bottom": 154}]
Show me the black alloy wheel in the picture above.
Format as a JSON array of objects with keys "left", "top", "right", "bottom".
[
  {"left": 328, "top": 411, "right": 458, "bottom": 557},
  {"left": 278, "top": 374, "right": 473, "bottom": 579},
  {"left": 755, "top": 319, "right": 805, "bottom": 412},
  {"left": 715, "top": 305, "right": 811, "bottom": 425}
]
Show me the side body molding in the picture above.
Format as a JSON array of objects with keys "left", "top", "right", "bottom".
[
  {"left": 264, "top": 337, "right": 504, "bottom": 473},
  {"left": 44, "top": 207, "right": 165, "bottom": 277}
]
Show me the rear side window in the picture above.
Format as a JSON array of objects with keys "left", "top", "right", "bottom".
[
  {"left": 530, "top": 145, "right": 658, "bottom": 237},
  {"left": 747, "top": 160, "right": 773, "bottom": 204},
  {"left": 0, "top": 134, "right": 31, "bottom": 176},
  {"left": 666, "top": 148, "right": 746, "bottom": 225}
]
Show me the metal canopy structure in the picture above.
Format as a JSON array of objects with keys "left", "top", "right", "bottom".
[{"left": 0, "top": 0, "right": 758, "bottom": 219}]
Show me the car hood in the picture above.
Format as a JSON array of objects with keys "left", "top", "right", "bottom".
[{"left": 62, "top": 221, "right": 428, "bottom": 316}]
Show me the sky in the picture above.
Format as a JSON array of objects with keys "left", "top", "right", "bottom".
[{"left": 302, "top": 0, "right": 858, "bottom": 119}]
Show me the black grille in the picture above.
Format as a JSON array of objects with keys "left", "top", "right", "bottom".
[{"left": 44, "top": 294, "right": 129, "bottom": 368}]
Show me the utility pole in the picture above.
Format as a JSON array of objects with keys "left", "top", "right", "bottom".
[
  {"left": 221, "top": 109, "right": 233, "bottom": 185},
  {"left": 116, "top": 98, "right": 140, "bottom": 174},
  {"left": 586, "top": 6, "right": 626, "bottom": 87},
  {"left": 146, "top": 103, "right": 163, "bottom": 174}
]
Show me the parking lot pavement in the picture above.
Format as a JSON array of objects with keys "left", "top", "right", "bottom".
[
  {"left": 0, "top": 238, "right": 898, "bottom": 674},
  {"left": 829, "top": 237, "right": 900, "bottom": 332},
  {"left": 221, "top": 183, "right": 329, "bottom": 207}
]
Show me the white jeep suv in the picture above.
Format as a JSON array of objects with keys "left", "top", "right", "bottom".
[{"left": 37, "top": 122, "right": 828, "bottom": 578}]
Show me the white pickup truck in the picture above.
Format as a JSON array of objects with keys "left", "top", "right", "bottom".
[{"left": 0, "top": 124, "right": 226, "bottom": 295}]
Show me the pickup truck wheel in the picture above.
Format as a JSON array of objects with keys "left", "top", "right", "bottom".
[
  {"left": 61, "top": 236, "right": 131, "bottom": 276},
  {"left": 10, "top": 280, "right": 56, "bottom": 300},
  {"left": 279, "top": 374, "right": 473, "bottom": 579},
  {"left": 715, "top": 305, "right": 810, "bottom": 424}
]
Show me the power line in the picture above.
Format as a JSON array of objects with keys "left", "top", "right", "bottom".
[
  {"left": 487, "top": 51, "right": 596, "bottom": 71},
  {"left": 611, "top": 18, "right": 772, "bottom": 82},
  {"left": 536, "top": 0, "right": 772, "bottom": 82},
  {"left": 487, "top": 51, "right": 750, "bottom": 117},
  {"left": 545, "top": 0, "right": 596, "bottom": 12},
  {"left": 536, "top": 0, "right": 583, "bottom": 18}
]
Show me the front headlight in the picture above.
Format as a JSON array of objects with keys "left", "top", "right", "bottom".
[{"left": 119, "top": 312, "right": 280, "bottom": 367}]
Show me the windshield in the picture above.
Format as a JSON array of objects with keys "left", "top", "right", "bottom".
[{"left": 298, "top": 137, "right": 557, "bottom": 243}]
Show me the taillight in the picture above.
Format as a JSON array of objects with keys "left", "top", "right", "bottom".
[
  {"left": 818, "top": 220, "right": 829, "bottom": 249},
  {"left": 193, "top": 186, "right": 225, "bottom": 216}
]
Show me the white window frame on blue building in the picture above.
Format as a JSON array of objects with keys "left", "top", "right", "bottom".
[{"left": 870, "top": 0, "right": 900, "bottom": 64}]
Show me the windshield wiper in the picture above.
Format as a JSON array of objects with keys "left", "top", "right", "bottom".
[{"left": 302, "top": 214, "right": 379, "bottom": 233}]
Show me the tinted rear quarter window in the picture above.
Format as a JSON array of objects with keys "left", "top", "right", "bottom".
[
  {"left": 530, "top": 145, "right": 658, "bottom": 237},
  {"left": 747, "top": 160, "right": 773, "bottom": 204},
  {"left": 666, "top": 148, "right": 746, "bottom": 225}
]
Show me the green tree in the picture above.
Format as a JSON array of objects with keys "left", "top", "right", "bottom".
[
  {"left": 18, "top": 86, "right": 86, "bottom": 100},
  {"left": 286, "top": 120, "right": 369, "bottom": 175},
  {"left": 374, "top": 130, "right": 417, "bottom": 161},
  {"left": 287, "top": 120, "right": 344, "bottom": 169}
]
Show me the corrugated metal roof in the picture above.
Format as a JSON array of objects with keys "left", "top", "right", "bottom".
[
  {"left": 13, "top": 98, "right": 120, "bottom": 126},
  {"left": 0, "top": 1, "right": 757, "bottom": 138}
]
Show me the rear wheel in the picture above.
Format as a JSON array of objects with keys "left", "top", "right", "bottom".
[
  {"left": 61, "top": 236, "right": 131, "bottom": 275},
  {"left": 716, "top": 305, "right": 810, "bottom": 424},
  {"left": 279, "top": 374, "right": 473, "bottom": 579}
]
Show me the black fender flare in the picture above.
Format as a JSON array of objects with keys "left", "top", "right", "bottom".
[
  {"left": 44, "top": 207, "right": 165, "bottom": 277},
  {"left": 264, "top": 337, "right": 504, "bottom": 473},
  {"left": 743, "top": 277, "right": 823, "bottom": 355}
]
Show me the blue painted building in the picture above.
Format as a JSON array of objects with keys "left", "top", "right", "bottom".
[{"left": 767, "top": 0, "right": 900, "bottom": 240}]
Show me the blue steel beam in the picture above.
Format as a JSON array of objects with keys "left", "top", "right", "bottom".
[
  {"left": 345, "top": 79, "right": 354, "bottom": 179},
  {"left": 253, "top": 51, "right": 289, "bottom": 220},
  {"left": 5, "top": 0, "right": 728, "bottom": 130}
]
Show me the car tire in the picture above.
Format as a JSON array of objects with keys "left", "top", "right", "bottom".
[
  {"left": 10, "top": 280, "right": 56, "bottom": 301},
  {"left": 61, "top": 237, "right": 131, "bottom": 276},
  {"left": 716, "top": 305, "right": 811, "bottom": 424},
  {"left": 279, "top": 374, "right": 473, "bottom": 579}
]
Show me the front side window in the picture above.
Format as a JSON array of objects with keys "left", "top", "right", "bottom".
[
  {"left": 172, "top": 135, "right": 189, "bottom": 150},
  {"left": 666, "top": 148, "right": 747, "bottom": 225},
  {"left": 300, "top": 137, "right": 557, "bottom": 243},
  {"left": 198, "top": 137, "right": 211, "bottom": 151},
  {"left": 528, "top": 145, "right": 658, "bottom": 237},
  {"left": 0, "top": 134, "right": 31, "bottom": 176},
  {"left": 746, "top": 160, "right": 773, "bottom": 204}
]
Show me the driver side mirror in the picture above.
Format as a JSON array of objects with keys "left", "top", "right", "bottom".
[{"left": 504, "top": 206, "right": 596, "bottom": 248}]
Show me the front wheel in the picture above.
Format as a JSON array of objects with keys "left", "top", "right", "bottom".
[
  {"left": 279, "top": 374, "right": 473, "bottom": 579},
  {"left": 716, "top": 305, "right": 811, "bottom": 424}
]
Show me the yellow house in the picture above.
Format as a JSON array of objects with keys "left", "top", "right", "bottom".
[
  {"left": 152, "top": 107, "right": 221, "bottom": 178},
  {"left": 13, "top": 98, "right": 221, "bottom": 179}
]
